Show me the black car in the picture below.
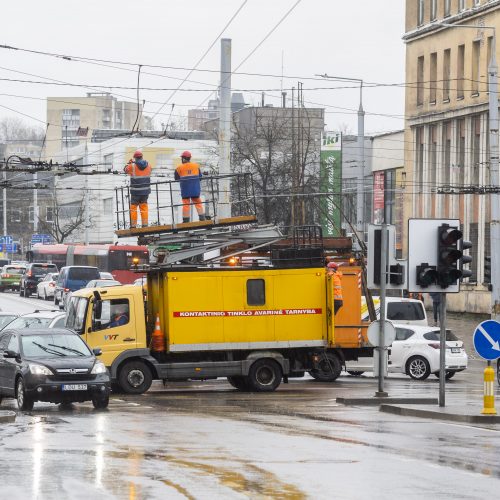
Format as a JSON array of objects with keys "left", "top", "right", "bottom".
[
  {"left": 20, "top": 263, "right": 59, "bottom": 298},
  {"left": 0, "top": 328, "right": 110, "bottom": 410}
]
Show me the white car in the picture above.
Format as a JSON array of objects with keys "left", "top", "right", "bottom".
[
  {"left": 346, "top": 325, "right": 468, "bottom": 380},
  {"left": 85, "top": 279, "right": 121, "bottom": 288},
  {"left": 36, "top": 273, "right": 59, "bottom": 300},
  {"left": 99, "top": 272, "right": 114, "bottom": 280},
  {"left": 6, "top": 310, "right": 67, "bottom": 330}
]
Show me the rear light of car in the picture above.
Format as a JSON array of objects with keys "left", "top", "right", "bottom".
[
  {"left": 49, "top": 283, "right": 55, "bottom": 287},
  {"left": 429, "top": 343, "right": 440, "bottom": 349},
  {"left": 26, "top": 271, "right": 32, "bottom": 277},
  {"left": 64, "top": 288, "right": 70, "bottom": 292}
]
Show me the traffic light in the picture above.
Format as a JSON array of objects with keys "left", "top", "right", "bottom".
[
  {"left": 389, "top": 263, "right": 405, "bottom": 285},
  {"left": 436, "top": 224, "right": 471, "bottom": 288},
  {"left": 416, "top": 263, "right": 438, "bottom": 287}
]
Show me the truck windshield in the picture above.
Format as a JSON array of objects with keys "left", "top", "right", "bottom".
[
  {"left": 387, "top": 302, "right": 425, "bottom": 321},
  {"left": 66, "top": 296, "right": 88, "bottom": 334}
]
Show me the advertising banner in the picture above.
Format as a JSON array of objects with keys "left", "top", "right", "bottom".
[{"left": 319, "top": 132, "right": 342, "bottom": 236}]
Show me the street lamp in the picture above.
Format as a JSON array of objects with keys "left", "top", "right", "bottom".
[
  {"left": 317, "top": 74, "right": 365, "bottom": 235},
  {"left": 433, "top": 22, "right": 499, "bottom": 321}
]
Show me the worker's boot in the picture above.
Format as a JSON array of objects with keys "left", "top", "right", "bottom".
[
  {"left": 199, "top": 214, "right": 206, "bottom": 221},
  {"left": 183, "top": 217, "right": 190, "bottom": 223}
]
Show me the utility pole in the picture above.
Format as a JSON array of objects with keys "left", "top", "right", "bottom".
[
  {"left": 84, "top": 142, "right": 90, "bottom": 245},
  {"left": 3, "top": 171, "right": 7, "bottom": 260},
  {"left": 218, "top": 38, "right": 232, "bottom": 219},
  {"left": 33, "top": 171, "right": 38, "bottom": 234},
  {"left": 357, "top": 83, "right": 365, "bottom": 235}
]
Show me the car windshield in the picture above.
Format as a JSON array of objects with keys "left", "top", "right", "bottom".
[
  {"left": 0, "top": 315, "right": 17, "bottom": 330},
  {"left": 4, "top": 267, "right": 24, "bottom": 275},
  {"left": 21, "top": 333, "right": 92, "bottom": 358},
  {"left": 8, "top": 317, "right": 53, "bottom": 329},
  {"left": 93, "top": 280, "right": 120, "bottom": 287},
  {"left": 68, "top": 268, "right": 100, "bottom": 281},
  {"left": 423, "top": 330, "right": 460, "bottom": 341},
  {"left": 387, "top": 302, "right": 425, "bottom": 321},
  {"left": 32, "top": 264, "right": 58, "bottom": 276}
]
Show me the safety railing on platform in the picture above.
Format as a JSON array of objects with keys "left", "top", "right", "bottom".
[{"left": 115, "top": 173, "right": 256, "bottom": 231}]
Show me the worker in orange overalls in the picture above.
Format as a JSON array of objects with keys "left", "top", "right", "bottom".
[
  {"left": 124, "top": 150, "right": 151, "bottom": 228},
  {"left": 327, "top": 261, "right": 343, "bottom": 314},
  {"left": 175, "top": 150, "right": 206, "bottom": 223}
]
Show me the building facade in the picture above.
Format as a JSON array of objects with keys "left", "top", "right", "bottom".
[
  {"left": 45, "top": 93, "right": 141, "bottom": 161},
  {"left": 404, "top": 0, "right": 500, "bottom": 312}
]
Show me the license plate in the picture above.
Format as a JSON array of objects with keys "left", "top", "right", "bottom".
[
  {"left": 62, "top": 384, "right": 88, "bottom": 391},
  {"left": 451, "top": 347, "right": 461, "bottom": 353}
]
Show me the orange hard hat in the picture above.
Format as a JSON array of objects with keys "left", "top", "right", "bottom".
[
  {"left": 181, "top": 150, "right": 192, "bottom": 159},
  {"left": 133, "top": 150, "right": 143, "bottom": 158},
  {"left": 327, "top": 262, "right": 339, "bottom": 270}
]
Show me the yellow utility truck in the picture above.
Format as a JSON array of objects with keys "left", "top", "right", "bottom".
[{"left": 66, "top": 264, "right": 371, "bottom": 394}]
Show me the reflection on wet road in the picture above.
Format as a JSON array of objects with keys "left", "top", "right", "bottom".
[{"left": 1, "top": 366, "right": 499, "bottom": 499}]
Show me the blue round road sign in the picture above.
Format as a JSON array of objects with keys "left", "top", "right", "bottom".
[{"left": 473, "top": 320, "right": 500, "bottom": 360}]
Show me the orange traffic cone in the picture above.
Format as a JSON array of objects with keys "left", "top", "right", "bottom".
[{"left": 151, "top": 313, "right": 166, "bottom": 352}]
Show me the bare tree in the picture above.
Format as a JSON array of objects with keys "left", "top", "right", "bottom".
[
  {"left": 0, "top": 117, "right": 44, "bottom": 143},
  {"left": 37, "top": 196, "right": 86, "bottom": 243},
  {"left": 231, "top": 107, "right": 322, "bottom": 227}
]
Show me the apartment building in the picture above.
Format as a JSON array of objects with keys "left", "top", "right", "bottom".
[
  {"left": 404, "top": 0, "right": 500, "bottom": 312},
  {"left": 45, "top": 93, "right": 141, "bottom": 160}
]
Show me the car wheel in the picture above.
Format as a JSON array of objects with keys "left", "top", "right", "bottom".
[
  {"left": 347, "top": 371, "right": 365, "bottom": 377},
  {"left": 248, "top": 359, "right": 282, "bottom": 392},
  {"left": 92, "top": 394, "right": 109, "bottom": 409},
  {"left": 227, "top": 376, "right": 251, "bottom": 391},
  {"left": 19, "top": 287, "right": 23, "bottom": 297},
  {"left": 309, "top": 352, "right": 342, "bottom": 382},
  {"left": 407, "top": 356, "right": 431, "bottom": 380},
  {"left": 54, "top": 294, "right": 59, "bottom": 306},
  {"left": 118, "top": 360, "right": 153, "bottom": 394},
  {"left": 16, "top": 378, "right": 34, "bottom": 411},
  {"left": 44, "top": 289, "right": 48, "bottom": 301}
]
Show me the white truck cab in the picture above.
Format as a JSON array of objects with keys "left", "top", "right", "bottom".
[{"left": 362, "top": 297, "right": 428, "bottom": 326}]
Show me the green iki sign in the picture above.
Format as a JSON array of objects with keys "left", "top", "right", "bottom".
[{"left": 320, "top": 133, "right": 342, "bottom": 237}]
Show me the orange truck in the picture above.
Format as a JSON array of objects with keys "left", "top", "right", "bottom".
[{"left": 67, "top": 265, "right": 371, "bottom": 393}]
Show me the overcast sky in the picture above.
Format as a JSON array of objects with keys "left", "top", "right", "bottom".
[{"left": 0, "top": 0, "right": 405, "bottom": 137}]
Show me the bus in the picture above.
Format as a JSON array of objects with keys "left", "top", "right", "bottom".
[{"left": 26, "top": 244, "right": 149, "bottom": 284}]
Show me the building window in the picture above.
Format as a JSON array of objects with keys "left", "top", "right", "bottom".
[
  {"left": 430, "top": 52, "right": 437, "bottom": 103},
  {"left": 473, "top": 0, "right": 480, "bottom": 6},
  {"left": 29, "top": 206, "right": 35, "bottom": 223},
  {"left": 471, "top": 115, "right": 481, "bottom": 185},
  {"left": 472, "top": 40, "right": 480, "bottom": 95},
  {"left": 430, "top": 0, "right": 437, "bottom": 20},
  {"left": 62, "top": 109, "right": 80, "bottom": 128},
  {"left": 487, "top": 36, "right": 493, "bottom": 88},
  {"left": 115, "top": 110, "right": 123, "bottom": 129},
  {"left": 418, "top": 0, "right": 425, "bottom": 26},
  {"left": 103, "top": 153, "right": 113, "bottom": 168},
  {"left": 60, "top": 202, "right": 81, "bottom": 219},
  {"left": 417, "top": 56, "right": 425, "bottom": 105},
  {"left": 102, "top": 109, "right": 111, "bottom": 129},
  {"left": 103, "top": 198, "right": 113, "bottom": 214},
  {"left": 46, "top": 206, "right": 54, "bottom": 223},
  {"left": 457, "top": 118, "right": 466, "bottom": 184},
  {"left": 156, "top": 154, "right": 171, "bottom": 170},
  {"left": 429, "top": 126, "right": 437, "bottom": 188},
  {"left": 416, "top": 127, "right": 424, "bottom": 194},
  {"left": 444, "top": 0, "right": 451, "bottom": 17},
  {"left": 457, "top": 44, "right": 465, "bottom": 99},
  {"left": 442, "top": 122, "right": 452, "bottom": 186},
  {"left": 11, "top": 209, "right": 21, "bottom": 222},
  {"left": 443, "top": 49, "right": 451, "bottom": 101},
  {"left": 459, "top": 0, "right": 466, "bottom": 11}
]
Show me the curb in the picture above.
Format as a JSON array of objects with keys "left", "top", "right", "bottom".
[
  {"left": 0, "top": 410, "right": 16, "bottom": 423},
  {"left": 379, "top": 404, "right": 500, "bottom": 424},
  {"left": 336, "top": 397, "right": 438, "bottom": 406}
]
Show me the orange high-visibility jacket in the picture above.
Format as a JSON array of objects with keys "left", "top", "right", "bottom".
[
  {"left": 333, "top": 271, "right": 343, "bottom": 300},
  {"left": 124, "top": 160, "right": 152, "bottom": 197}
]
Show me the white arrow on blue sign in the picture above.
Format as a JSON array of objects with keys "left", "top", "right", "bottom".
[{"left": 473, "top": 320, "right": 500, "bottom": 360}]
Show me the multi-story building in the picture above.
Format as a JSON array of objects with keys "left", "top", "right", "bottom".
[
  {"left": 404, "top": 0, "right": 500, "bottom": 312},
  {"left": 187, "top": 93, "right": 247, "bottom": 131},
  {"left": 45, "top": 93, "right": 141, "bottom": 160}
]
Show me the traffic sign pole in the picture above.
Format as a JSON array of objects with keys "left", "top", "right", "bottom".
[{"left": 439, "top": 294, "right": 447, "bottom": 407}]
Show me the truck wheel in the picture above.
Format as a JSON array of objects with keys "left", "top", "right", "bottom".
[
  {"left": 227, "top": 376, "right": 250, "bottom": 391},
  {"left": 247, "top": 359, "right": 282, "bottom": 392},
  {"left": 309, "top": 352, "right": 342, "bottom": 382},
  {"left": 118, "top": 360, "right": 153, "bottom": 394}
]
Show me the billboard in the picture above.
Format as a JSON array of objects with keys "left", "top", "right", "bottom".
[{"left": 319, "top": 132, "right": 342, "bottom": 236}]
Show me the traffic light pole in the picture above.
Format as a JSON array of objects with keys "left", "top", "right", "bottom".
[
  {"left": 439, "top": 293, "right": 447, "bottom": 407},
  {"left": 375, "top": 222, "right": 388, "bottom": 397}
]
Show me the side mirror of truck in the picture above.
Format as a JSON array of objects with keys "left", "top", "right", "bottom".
[
  {"left": 92, "top": 290, "right": 102, "bottom": 331},
  {"left": 92, "top": 348, "right": 102, "bottom": 356}
]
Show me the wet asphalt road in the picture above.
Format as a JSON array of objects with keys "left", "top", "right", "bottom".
[{"left": 0, "top": 292, "right": 499, "bottom": 499}]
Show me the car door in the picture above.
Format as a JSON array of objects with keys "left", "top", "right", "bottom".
[
  {"left": 0, "top": 333, "right": 11, "bottom": 392},
  {"left": 2, "top": 334, "right": 20, "bottom": 396},
  {"left": 55, "top": 269, "right": 66, "bottom": 302},
  {"left": 388, "top": 327, "right": 415, "bottom": 372}
]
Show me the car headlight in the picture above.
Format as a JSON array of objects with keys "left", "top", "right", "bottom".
[
  {"left": 29, "top": 364, "right": 53, "bottom": 376},
  {"left": 91, "top": 361, "right": 107, "bottom": 375}
]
